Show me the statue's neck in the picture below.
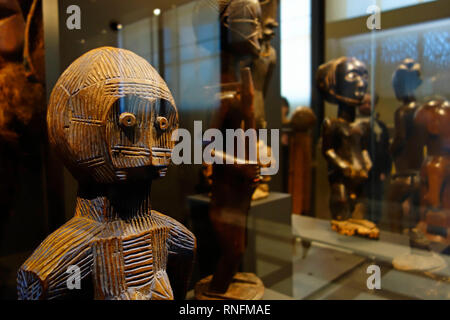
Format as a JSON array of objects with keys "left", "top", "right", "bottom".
[
  {"left": 220, "top": 51, "right": 252, "bottom": 84},
  {"left": 402, "top": 96, "right": 416, "bottom": 105},
  {"left": 338, "top": 103, "right": 356, "bottom": 122},
  {"left": 75, "top": 181, "right": 153, "bottom": 222},
  {"left": 261, "top": 40, "right": 272, "bottom": 55}
]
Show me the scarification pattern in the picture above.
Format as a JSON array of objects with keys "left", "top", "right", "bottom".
[{"left": 47, "top": 46, "right": 178, "bottom": 183}]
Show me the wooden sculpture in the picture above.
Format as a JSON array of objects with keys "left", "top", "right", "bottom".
[
  {"left": 387, "top": 59, "right": 423, "bottom": 233},
  {"left": 356, "top": 93, "right": 391, "bottom": 224},
  {"left": 250, "top": 0, "right": 278, "bottom": 200},
  {"left": 317, "top": 57, "right": 379, "bottom": 239},
  {"left": 194, "top": 0, "right": 264, "bottom": 300},
  {"left": 252, "top": 0, "right": 277, "bottom": 130},
  {"left": 414, "top": 98, "right": 450, "bottom": 245},
  {"left": 17, "top": 47, "right": 196, "bottom": 300},
  {"left": 388, "top": 60, "right": 447, "bottom": 271},
  {"left": 288, "top": 107, "right": 316, "bottom": 215}
]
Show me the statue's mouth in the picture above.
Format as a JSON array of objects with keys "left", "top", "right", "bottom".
[
  {"left": 110, "top": 146, "right": 172, "bottom": 169},
  {"left": 111, "top": 145, "right": 151, "bottom": 157},
  {"left": 151, "top": 147, "right": 172, "bottom": 166}
]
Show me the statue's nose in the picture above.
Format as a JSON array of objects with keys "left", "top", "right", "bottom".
[{"left": 119, "top": 112, "right": 136, "bottom": 128}]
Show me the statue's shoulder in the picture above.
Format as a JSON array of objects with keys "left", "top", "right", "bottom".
[
  {"left": 151, "top": 211, "right": 196, "bottom": 251},
  {"left": 18, "top": 216, "right": 103, "bottom": 299},
  {"left": 323, "top": 117, "right": 341, "bottom": 131}
]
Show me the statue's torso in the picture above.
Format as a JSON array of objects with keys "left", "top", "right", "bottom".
[
  {"left": 92, "top": 213, "right": 173, "bottom": 300},
  {"left": 416, "top": 103, "right": 450, "bottom": 156},
  {"left": 329, "top": 118, "right": 367, "bottom": 172},
  {"left": 393, "top": 102, "right": 423, "bottom": 174}
]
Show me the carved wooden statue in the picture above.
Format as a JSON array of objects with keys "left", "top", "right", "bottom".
[
  {"left": 356, "top": 93, "right": 391, "bottom": 225},
  {"left": 288, "top": 107, "right": 316, "bottom": 215},
  {"left": 249, "top": 0, "right": 278, "bottom": 200},
  {"left": 388, "top": 60, "right": 447, "bottom": 271},
  {"left": 194, "top": 0, "right": 264, "bottom": 300},
  {"left": 252, "top": 0, "right": 277, "bottom": 130},
  {"left": 17, "top": 47, "right": 196, "bottom": 300},
  {"left": 317, "top": 57, "right": 379, "bottom": 239},
  {"left": 414, "top": 98, "right": 450, "bottom": 245},
  {"left": 387, "top": 59, "right": 423, "bottom": 234}
]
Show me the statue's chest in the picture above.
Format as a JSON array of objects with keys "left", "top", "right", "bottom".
[
  {"left": 335, "top": 122, "right": 363, "bottom": 152},
  {"left": 92, "top": 216, "right": 173, "bottom": 299}
]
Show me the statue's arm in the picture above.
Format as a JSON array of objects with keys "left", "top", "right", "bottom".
[
  {"left": 17, "top": 217, "right": 102, "bottom": 299},
  {"left": 390, "top": 108, "right": 406, "bottom": 156},
  {"left": 263, "top": 53, "right": 276, "bottom": 97},
  {"left": 322, "top": 119, "right": 350, "bottom": 171},
  {"left": 413, "top": 106, "right": 429, "bottom": 154}
]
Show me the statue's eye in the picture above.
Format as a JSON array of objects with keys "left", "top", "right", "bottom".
[
  {"left": 119, "top": 112, "right": 136, "bottom": 128},
  {"left": 157, "top": 116, "right": 169, "bottom": 131},
  {"left": 346, "top": 71, "right": 357, "bottom": 80}
]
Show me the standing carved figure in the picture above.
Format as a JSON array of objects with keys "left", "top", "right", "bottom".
[
  {"left": 414, "top": 98, "right": 450, "bottom": 245},
  {"left": 317, "top": 57, "right": 379, "bottom": 239},
  {"left": 17, "top": 47, "right": 196, "bottom": 300},
  {"left": 252, "top": 0, "right": 277, "bottom": 130},
  {"left": 250, "top": 0, "right": 278, "bottom": 200},
  {"left": 387, "top": 59, "right": 423, "bottom": 234},
  {"left": 389, "top": 62, "right": 447, "bottom": 272},
  {"left": 356, "top": 93, "right": 391, "bottom": 225},
  {"left": 194, "top": 0, "right": 264, "bottom": 300}
]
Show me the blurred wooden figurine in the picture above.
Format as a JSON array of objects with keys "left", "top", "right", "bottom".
[
  {"left": 415, "top": 98, "right": 450, "bottom": 245},
  {"left": 356, "top": 93, "right": 391, "bottom": 225},
  {"left": 250, "top": 0, "right": 278, "bottom": 200},
  {"left": 317, "top": 57, "right": 379, "bottom": 239},
  {"left": 387, "top": 58, "right": 424, "bottom": 234},
  {"left": 194, "top": 0, "right": 265, "bottom": 300}
]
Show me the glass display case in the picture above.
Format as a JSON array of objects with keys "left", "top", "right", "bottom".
[{"left": 0, "top": 0, "right": 449, "bottom": 301}]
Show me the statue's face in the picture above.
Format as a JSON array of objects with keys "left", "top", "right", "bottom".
[
  {"left": 224, "top": 0, "right": 262, "bottom": 57},
  {"left": 259, "top": 0, "right": 278, "bottom": 42},
  {"left": 336, "top": 58, "right": 368, "bottom": 104},
  {"left": 392, "top": 58, "right": 422, "bottom": 101},
  {"left": 106, "top": 94, "right": 177, "bottom": 180},
  {"left": 0, "top": 0, "right": 24, "bottom": 58},
  {"left": 49, "top": 47, "right": 178, "bottom": 184}
]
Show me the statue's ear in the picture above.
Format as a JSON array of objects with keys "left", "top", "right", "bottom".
[{"left": 23, "top": 0, "right": 45, "bottom": 84}]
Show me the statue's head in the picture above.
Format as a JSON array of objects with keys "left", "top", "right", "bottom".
[
  {"left": 316, "top": 56, "right": 368, "bottom": 107},
  {"left": 0, "top": 0, "right": 25, "bottom": 59},
  {"left": 416, "top": 97, "right": 450, "bottom": 137},
  {"left": 222, "top": 0, "right": 262, "bottom": 57},
  {"left": 193, "top": 0, "right": 262, "bottom": 58},
  {"left": 47, "top": 47, "right": 178, "bottom": 184},
  {"left": 259, "top": 0, "right": 278, "bottom": 43},
  {"left": 392, "top": 58, "right": 422, "bottom": 101}
]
